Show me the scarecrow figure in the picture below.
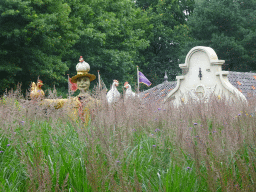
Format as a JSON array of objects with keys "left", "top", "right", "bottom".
[{"left": 38, "top": 56, "right": 100, "bottom": 125}]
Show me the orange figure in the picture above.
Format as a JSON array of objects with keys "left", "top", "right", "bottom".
[{"left": 30, "top": 80, "right": 45, "bottom": 99}]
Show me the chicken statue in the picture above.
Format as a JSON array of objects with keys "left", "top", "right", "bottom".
[
  {"left": 124, "top": 81, "right": 136, "bottom": 100},
  {"left": 30, "top": 80, "right": 45, "bottom": 99},
  {"left": 106, "top": 79, "right": 120, "bottom": 104}
]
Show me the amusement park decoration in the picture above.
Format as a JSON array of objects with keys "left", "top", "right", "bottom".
[
  {"left": 34, "top": 56, "right": 99, "bottom": 125},
  {"left": 124, "top": 81, "right": 136, "bottom": 99},
  {"left": 30, "top": 80, "right": 45, "bottom": 99},
  {"left": 106, "top": 79, "right": 120, "bottom": 104}
]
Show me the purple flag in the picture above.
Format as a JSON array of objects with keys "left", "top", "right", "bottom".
[{"left": 139, "top": 71, "right": 151, "bottom": 87}]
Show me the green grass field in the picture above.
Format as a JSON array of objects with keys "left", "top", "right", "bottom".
[{"left": 0, "top": 91, "right": 256, "bottom": 191}]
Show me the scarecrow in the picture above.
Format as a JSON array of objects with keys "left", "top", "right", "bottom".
[{"left": 38, "top": 56, "right": 100, "bottom": 126}]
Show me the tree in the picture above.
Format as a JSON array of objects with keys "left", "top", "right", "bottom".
[
  {"left": 135, "top": 0, "right": 195, "bottom": 88},
  {"left": 63, "top": 0, "right": 151, "bottom": 91},
  {"left": 0, "top": 0, "right": 82, "bottom": 95},
  {"left": 185, "top": 0, "right": 256, "bottom": 72},
  {"left": 0, "top": 0, "right": 195, "bottom": 96}
]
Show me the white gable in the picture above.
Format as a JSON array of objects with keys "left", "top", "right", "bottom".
[{"left": 164, "top": 46, "right": 247, "bottom": 106}]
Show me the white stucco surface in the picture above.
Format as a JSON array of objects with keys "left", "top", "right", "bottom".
[{"left": 164, "top": 46, "right": 247, "bottom": 107}]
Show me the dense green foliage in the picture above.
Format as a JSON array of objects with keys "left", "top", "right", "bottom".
[
  {"left": 0, "top": 0, "right": 193, "bottom": 96},
  {"left": 1, "top": 0, "right": 256, "bottom": 96},
  {"left": 67, "top": 0, "right": 151, "bottom": 88},
  {"left": 135, "top": 0, "right": 195, "bottom": 86},
  {"left": 184, "top": 0, "right": 256, "bottom": 71},
  {"left": 0, "top": 0, "right": 81, "bottom": 94}
]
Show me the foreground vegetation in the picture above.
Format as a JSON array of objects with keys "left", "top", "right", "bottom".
[{"left": 0, "top": 89, "right": 256, "bottom": 191}]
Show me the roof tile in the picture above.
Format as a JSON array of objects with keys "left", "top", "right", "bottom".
[{"left": 143, "top": 93, "right": 149, "bottom": 98}]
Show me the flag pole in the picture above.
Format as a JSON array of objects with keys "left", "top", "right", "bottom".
[
  {"left": 67, "top": 74, "right": 70, "bottom": 98},
  {"left": 97, "top": 70, "right": 101, "bottom": 90},
  {"left": 137, "top": 66, "right": 139, "bottom": 94}
]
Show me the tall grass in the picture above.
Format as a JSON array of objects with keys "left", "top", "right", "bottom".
[{"left": 0, "top": 87, "right": 256, "bottom": 191}]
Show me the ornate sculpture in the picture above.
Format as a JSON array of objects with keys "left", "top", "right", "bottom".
[
  {"left": 124, "top": 82, "right": 136, "bottom": 100},
  {"left": 198, "top": 67, "right": 202, "bottom": 80},
  {"left": 70, "top": 56, "right": 95, "bottom": 96},
  {"left": 30, "top": 80, "right": 45, "bottom": 99},
  {"left": 34, "top": 56, "right": 99, "bottom": 126},
  {"left": 106, "top": 80, "right": 120, "bottom": 103}
]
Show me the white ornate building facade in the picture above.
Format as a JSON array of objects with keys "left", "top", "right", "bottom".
[{"left": 140, "top": 46, "right": 256, "bottom": 107}]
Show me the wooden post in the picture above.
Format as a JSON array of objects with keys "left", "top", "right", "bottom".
[
  {"left": 97, "top": 70, "right": 101, "bottom": 90},
  {"left": 137, "top": 66, "right": 139, "bottom": 94},
  {"left": 67, "top": 74, "right": 70, "bottom": 98}
]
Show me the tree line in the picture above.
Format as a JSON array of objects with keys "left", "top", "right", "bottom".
[{"left": 0, "top": 0, "right": 255, "bottom": 97}]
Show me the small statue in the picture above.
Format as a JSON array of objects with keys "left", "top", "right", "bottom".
[
  {"left": 30, "top": 80, "right": 45, "bottom": 99},
  {"left": 106, "top": 79, "right": 120, "bottom": 104},
  {"left": 124, "top": 81, "right": 136, "bottom": 99}
]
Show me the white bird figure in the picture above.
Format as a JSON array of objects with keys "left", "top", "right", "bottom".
[
  {"left": 107, "top": 79, "right": 120, "bottom": 104},
  {"left": 124, "top": 82, "right": 136, "bottom": 99}
]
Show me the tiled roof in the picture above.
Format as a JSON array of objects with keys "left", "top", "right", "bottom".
[
  {"left": 139, "top": 81, "right": 177, "bottom": 103},
  {"left": 139, "top": 71, "right": 256, "bottom": 102},
  {"left": 227, "top": 71, "right": 256, "bottom": 99}
]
